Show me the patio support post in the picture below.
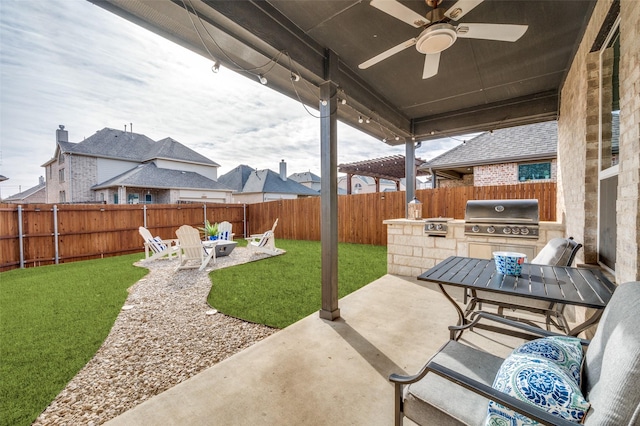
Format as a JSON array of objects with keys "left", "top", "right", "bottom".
[
  {"left": 319, "top": 49, "right": 340, "bottom": 321},
  {"left": 405, "top": 139, "right": 416, "bottom": 217}
]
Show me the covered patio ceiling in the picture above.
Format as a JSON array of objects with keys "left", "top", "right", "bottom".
[{"left": 90, "top": 0, "right": 596, "bottom": 145}]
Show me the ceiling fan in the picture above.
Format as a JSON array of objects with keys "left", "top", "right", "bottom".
[{"left": 359, "top": 0, "right": 528, "bottom": 79}]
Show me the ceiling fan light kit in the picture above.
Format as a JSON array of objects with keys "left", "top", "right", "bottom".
[{"left": 416, "top": 24, "right": 457, "bottom": 54}]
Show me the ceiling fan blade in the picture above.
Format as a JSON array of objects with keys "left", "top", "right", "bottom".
[
  {"left": 359, "top": 38, "right": 418, "bottom": 69},
  {"left": 370, "top": 0, "right": 429, "bottom": 28},
  {"left": 422, "top": 52, "right": 440, "bottom": 79},
  {"left": 456, "top": 23, "right": 528, "bottom": 42},
  {"left": 444, "top": 0, "right": 484, "bottom": 21}
]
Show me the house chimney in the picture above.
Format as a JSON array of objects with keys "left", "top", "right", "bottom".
[
  {"left": 39, "top": 176, "right": 44, "bottom": 185},
  {"left": 279, "top": 159, "right": 287, "bottom": 181},
  {"left": 56, "top": 125, "right": 68, "bottom": 143}
]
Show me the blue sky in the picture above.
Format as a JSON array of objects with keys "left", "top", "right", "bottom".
[{"left": 0, "top": 0, "right": 462, "bottom": 197}]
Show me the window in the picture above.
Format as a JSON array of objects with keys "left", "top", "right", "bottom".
[
  {"left": 128, "top": 193, "right": 139, "bottom": 204},
  {"left": 354, "top": 183, "right": 362, "bottom": 194},
  {"left": 59, "top": 168, "right": 65, "bottom": 182},
  {"left": 113, "top": 193, "right": 119, "bottom": 204},
  {"left": 58, "top": 152, "right": 65, "bottom": 164},
  {"left": 59, "top": 191, "right": 66, "bottom": 203},
  {"left": 145, "top": 193, "right": 152, "bottom": 204},
  {"left": 518, "top": 163, "right": 551, "bottom": 181},
  {"left": 598, "top": 19, "right": 620, "bottom": 272}
]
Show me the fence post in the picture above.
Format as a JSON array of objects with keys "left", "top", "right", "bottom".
[
  {"left": 53, "top": 204, "right": 59, "bottom": 264},
  {"left": 243, "top": 203, "right": 247, "bottom": 238},
  {"left": 18, "top": 205, "right": 24, "bottom": 268},
  {"left": 203, "top": 203, "right": 207, "bottom": 226},
  {"left": 143, "top": 204, "right": 147, "bottom": 228}
]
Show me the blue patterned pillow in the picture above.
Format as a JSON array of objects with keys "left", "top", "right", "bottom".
[
  {"left": 485, "top": 339, "right": 590, "bottom": 425},
  {"left": 511, "top": 336, "right": 583, "bottom": 384}
]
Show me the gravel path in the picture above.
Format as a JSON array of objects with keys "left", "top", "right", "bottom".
[{"left": 33, "top": 248, "right": 279, "bottom": 426}]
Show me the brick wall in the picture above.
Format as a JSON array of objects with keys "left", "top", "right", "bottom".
[
  {"left": 70, "top": 155, "right": 98, "bottom": 202},
  {"left": 473, "top": 161, "right": 557, "bottom": 187},
  {"left": 46, "top": 156, "right": 69, "bottom": 203},
  {"left": 616, "top": 0, "right": 640, "bottom": 282},
  {"left": 439, "top": 174, "right": 474, "bottom": 188},
  {"left": 558, "top": 0, "right": 640, "bottom": 282}
]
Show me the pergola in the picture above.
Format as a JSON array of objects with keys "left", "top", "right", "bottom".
[
  {"left": 338, "top": 155, "right": 429, "bottom": 193},
  {"left": 89, "top": 0, "right": 596, "bottom": 321}
]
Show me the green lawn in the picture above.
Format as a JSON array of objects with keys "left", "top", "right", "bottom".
[
  {"left": 208, "top": 239, "right": 387, "bottom": 328},
  {"left": 0, "top": 241, "right": 386, "bottom": 426},
  {"left": 0, "top": 254, "right": 148, "bottom": 426}
]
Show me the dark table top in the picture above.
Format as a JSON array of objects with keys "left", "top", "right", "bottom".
[{"left": 418, "top": 256, "right": 617, "bottom": 309}]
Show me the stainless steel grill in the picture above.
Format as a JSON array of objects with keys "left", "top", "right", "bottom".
[{"left": 464, "top": 199, "right": 539, "bottom": 239}]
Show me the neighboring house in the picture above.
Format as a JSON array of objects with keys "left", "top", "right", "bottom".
[
  {"left": 219, "top": 160, "right": 319, "bottom": 204},
  {"left": 41, "top": 126, "right": 233, "bottom": 204},
  {"left": 288, "top": 171, "right": 321, "bottom": 191},
  {"left": 2, "top": 176, "right": 47, "bottom": 204},
  {"left": 337, "top": 175, "right": 402, "bottom": 194},
  {"left": 420, "top": 121, "right": 558, "bottom": 188}
]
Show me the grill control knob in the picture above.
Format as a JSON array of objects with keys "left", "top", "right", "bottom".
[
  {"left": 427, "top": 223, "right": 435, "bottom": 230},
  {"left": 520, "top": 227, "right": 530, "bottom": 235},
  {"left": 512, "top": 227, "right": 520, "bottom": 235},
  {"left": 436, "top": 224, "right": 443, "bottom": 231},
  {"left": 503, "top": 227, "right": 512, "bottom": 234},
  {"left": 487, "top": 226, "right": 495, "bottom": 234},
  {"left": 471, "top": 225, "right": 480, "bottom": 233}
]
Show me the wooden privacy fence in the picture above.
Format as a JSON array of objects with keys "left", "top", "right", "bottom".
[
  {"left": 248, "top": 182, "right": 556, "bottom": 246},
  {"left": 0, "top": 203, "right": 245, "bottom": 271},
  {"left": 0, "top": 182, "right": 555, "bottom": 271}
]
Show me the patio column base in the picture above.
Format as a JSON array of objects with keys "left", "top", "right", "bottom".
[{"left": 319, "top": 308, "right": 340, "bottom": 321}]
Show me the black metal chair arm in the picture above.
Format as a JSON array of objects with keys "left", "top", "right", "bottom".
[{"left": 451, "top": 311, "right": 590, "bottom": 345}]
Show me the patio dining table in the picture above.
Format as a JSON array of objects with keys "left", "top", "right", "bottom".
[{"left": 418, "top": 256, "right": 617, "bottom": 339}]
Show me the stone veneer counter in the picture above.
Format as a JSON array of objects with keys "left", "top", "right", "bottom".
[{"left": 384, "top": 219, "right": 565, "bottom": 277}]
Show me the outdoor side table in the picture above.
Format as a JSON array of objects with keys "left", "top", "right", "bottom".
[{"left": 418, "top": 256, "right": 617, "bottom": 339}]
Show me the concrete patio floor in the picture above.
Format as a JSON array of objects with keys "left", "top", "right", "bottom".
[{"left": 106, "top": 275, "right": 530, "bottom": 425}]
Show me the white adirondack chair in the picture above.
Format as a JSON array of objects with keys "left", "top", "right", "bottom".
[
  {"left": 175, "top": 225, "right": 215, "bottom": 271},
  {"left": 138, "top": 226, "right": 179, "bottom": 261},
  {"left": 247, "top": 218, "right": 278, "bottom": 241},
  {"left": 216, "top": 221, "right": 233, "bottom": 240},
  {"left": 247, "top": 230, "right": 282, "bottom": 256}
]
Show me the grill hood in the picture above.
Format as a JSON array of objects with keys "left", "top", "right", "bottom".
[{"left": 465, "top": 199, "right": 539, "bottom": 224}]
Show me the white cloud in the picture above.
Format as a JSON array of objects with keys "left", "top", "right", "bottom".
[{"left": 0, "top": 0, "right": 461, "bottom": 198}]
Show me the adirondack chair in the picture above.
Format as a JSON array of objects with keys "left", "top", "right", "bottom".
[
  {"left": 247, "top": 218, "right": 278, "bottom": 241},
  {"left": 216, "top": 221, "right": 233, "bottom": 241},
  {"left": 138, "top": 226, "right": 179, "bottom": 261},
  {"left": 175, "top": 224, "right": 214, "bottom": 271},
  {"left": 246, "top": 230, "right": 282, "bottom": 256}
]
